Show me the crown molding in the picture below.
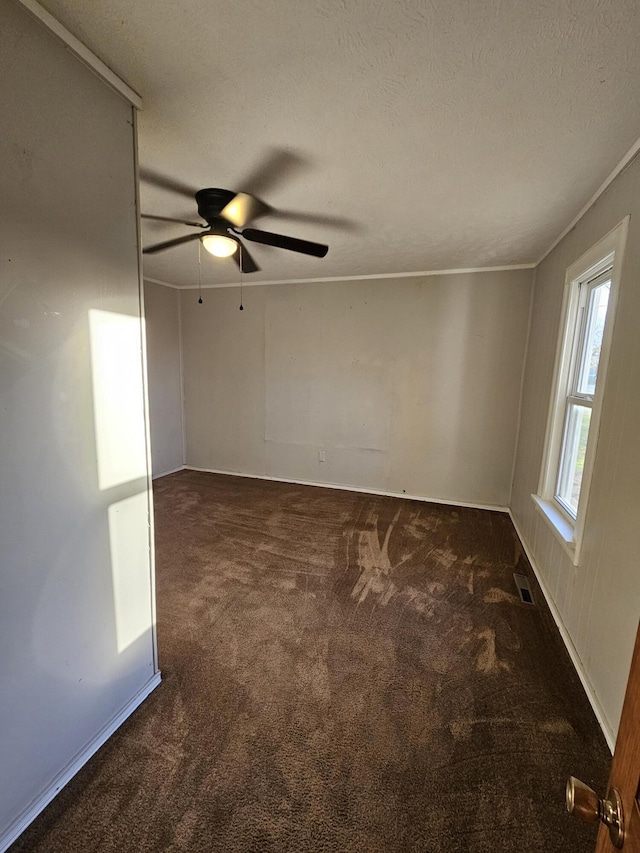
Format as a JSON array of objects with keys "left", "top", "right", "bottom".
[
  {"left": 156, "top": 263, "right": 535, "bottom": 290},
  {"left": 14, "top": 0, "right": 142, "bottom": 108},
  {"left": 536, "top": 137, "right": 640, "bottom": 266}
]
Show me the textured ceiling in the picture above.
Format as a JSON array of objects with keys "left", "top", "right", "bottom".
[{"left": 34, "top": 0, "right": 640, "bottom": 286}]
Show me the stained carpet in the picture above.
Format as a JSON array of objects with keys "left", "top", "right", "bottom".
[{"left": 11, "top": 470, "right": 609, "bottom": 852}]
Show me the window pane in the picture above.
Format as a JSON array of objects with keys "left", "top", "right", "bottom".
[
  {"left": 556, "top": 404, "right": 591, "bottom": 517},
  {"left": 576, "top": 280, "right": 610, "bottom": 395}
]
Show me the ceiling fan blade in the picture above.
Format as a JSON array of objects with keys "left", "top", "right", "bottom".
[
  {"left": 241, "top": 228, "right": 328, "bottom": 258},
  {"left": 233, "top": 240, "right": 260, "bottom": 273},
  {"left": 142, "top": 214, "right": 206, "bottom": 227},
  {"left": 143, "top": 232, "right": 202, "bottom": 254},
  {"left": 269, "top": 209, "right": 360, "bottom": 233},
  {"left": 236, "top": 148, "right": 307, "bottom": 197},
  {"left": 220, "top": 192, "right": 270, "bottom": 228},
  {"left": 139, "top": 167, "right": 197, "bottom": 199}
]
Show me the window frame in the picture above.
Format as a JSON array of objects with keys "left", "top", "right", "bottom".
[
  {"left": 554, "top": 267, "right": 611, "bottom": 520},
  {"left": 533, "top": 217, "right": 628, "bottom": 565}
]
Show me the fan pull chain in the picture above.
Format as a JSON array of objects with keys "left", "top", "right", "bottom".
[
  {"left": 197, "top": 239, "right": 203, "bottom": 304},
  {"left": 239, "top": 243, "right": 244, "bottom": 311}
]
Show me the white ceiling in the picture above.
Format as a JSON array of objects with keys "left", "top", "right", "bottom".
[{"left": 36, "top": 0, "right": 640, "bottom": 286}]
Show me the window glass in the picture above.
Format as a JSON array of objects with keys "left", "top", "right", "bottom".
[
  {"left": 576, "top": 280, "right": 610, "bottom": 397},
  {"left": 556, "top": 404, "right": 591, "bottom": 516}
]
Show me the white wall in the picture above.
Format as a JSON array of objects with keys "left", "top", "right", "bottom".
[
  {"left": 182, "top": 270, "right": 532, "bottom": 507},
  {"left": 0, "top": 4, "right": 158, "bottom": 848},
  {"left": 511, "top": 153, "right": 640, "bottom": 744},
  {"left": 144, "top": 282, "right": 184, "bottom": 476}
]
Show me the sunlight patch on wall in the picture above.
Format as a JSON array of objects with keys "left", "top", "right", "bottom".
[
  {"left": 108, "top": 492, "right": 152, "bottom": 654},
  {"left": 89, "top": 309, "right": 147, "bottom": 490}
]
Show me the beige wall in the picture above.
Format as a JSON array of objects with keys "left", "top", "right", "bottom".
[
  {"left": 144, "top": 282, "right": 184, "bottom": 476},
  {"left": 511, "top": 154, "right": 640, "bottom": 744},
  {"left": 0, "top": 4, "right": 157, "bottom": 847},
  {"left": 182, "top": 270, "right": 532, "bottom": 508}
]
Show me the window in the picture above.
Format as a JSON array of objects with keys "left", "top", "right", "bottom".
[
  {"left": 533, "top": 218, "right": 628, "bottom": 564},
  {"left": 555, "top": 268, "right": 610, "bottom": 518}
]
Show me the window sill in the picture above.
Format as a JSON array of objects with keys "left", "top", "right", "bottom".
[{"left": 531, "top": 494, "right": 580, "bottom": 565}]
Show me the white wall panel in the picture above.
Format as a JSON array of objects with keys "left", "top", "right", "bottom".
[
  {"left": 144, "top": 282, "right": 184, "bottom": 476},
  {"left": 182, "top": 270, "right": 532, "bottom": 508},
  {"left": 0, "top": 3, "right": 156, "bottom": 846},
  {"left": 511, "top": 154, "right": 640, "bottom": 742}
]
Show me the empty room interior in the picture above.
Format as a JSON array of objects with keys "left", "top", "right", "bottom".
[{"left": 2, "top": 0, "right": 640, "bottom": 851}]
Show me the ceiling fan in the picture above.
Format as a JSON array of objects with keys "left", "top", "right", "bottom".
[{"left": 142, "top": 188, "right": 329, "bottom": 273}]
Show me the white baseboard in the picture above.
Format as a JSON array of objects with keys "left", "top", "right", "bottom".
[
  {"left": 184, "top": 465, "right": 509, "bottom": 513},
  {"left": 509, "top": 511, "right": 614, "bottom": 753},
  {"left": 152, "top": 465, "right": 185, "bottom": 480},
  {"left": 1, "top": 671, "right": 162, "bottom": 853}
]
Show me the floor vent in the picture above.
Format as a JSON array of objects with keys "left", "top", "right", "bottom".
[{"left": 513, "top": 572, "right": 535, "bottom": 605}]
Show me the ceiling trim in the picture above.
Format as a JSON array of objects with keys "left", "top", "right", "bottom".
[
  {"left": 536, "top": 135, "right": 640, "bottom": 266},
  {"left": 144, "top": 277, "right": 183, "bottom": 290},
  {"left": 14, "top": 0, "right": 142, "bottom": 108},
  {"left": 145, "top": 264, "right": 535, "bottom": 291}
]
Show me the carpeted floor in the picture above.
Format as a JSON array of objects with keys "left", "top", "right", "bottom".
[{"left": 11, "top": 470, "right": 610, "bottom": 852}]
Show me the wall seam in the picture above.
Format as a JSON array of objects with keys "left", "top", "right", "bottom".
[
  {"left": 508, "top": 266, "right": 538, "bottom": 510},
  {"left": 178, "top": 289, "right": 187, "bottom": 466},
  {"left": 132, "top": 108, "right": 160, "bottom": 676}
]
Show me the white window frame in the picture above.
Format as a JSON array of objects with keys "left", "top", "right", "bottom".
[{"left": 532, "top": 216, "right": 628, "bottom": 565}]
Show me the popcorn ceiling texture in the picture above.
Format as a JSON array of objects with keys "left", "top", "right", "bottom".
[
  {"left": 11, "top": 471, "right": 609, "bottom": 852},
  {"left": 36, "top": 0, "right": 640, "bottom": 286}
]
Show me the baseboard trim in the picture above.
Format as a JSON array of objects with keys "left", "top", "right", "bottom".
[
  {"left": 508, "top": 511, "right": 615, "bottom": 753},
  {"left": 183, "top": 465, "right": 509, "bottom": 513},
  {"left": 152, "top": 465, "right": 185, "bottom": 480},
  {"left": 0, "top": 671, "right": 162, "bottom": 853}
]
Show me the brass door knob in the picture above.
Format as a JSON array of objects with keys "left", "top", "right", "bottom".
[{"left": 566, "top": 776, "right": 625, "bottom": 848}]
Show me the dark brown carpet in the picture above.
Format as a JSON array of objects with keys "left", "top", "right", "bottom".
[{"left": 11, "top": 470, "right": 609, "bottom": 852}]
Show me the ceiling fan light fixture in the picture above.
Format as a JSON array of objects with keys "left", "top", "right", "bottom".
[{"left": 201, "top": 233, "right": 237, "bottom": 257}]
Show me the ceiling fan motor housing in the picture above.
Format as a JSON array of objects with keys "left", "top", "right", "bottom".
[{"left": 195, "top": 188, "right": 237, "bottom": 225}]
